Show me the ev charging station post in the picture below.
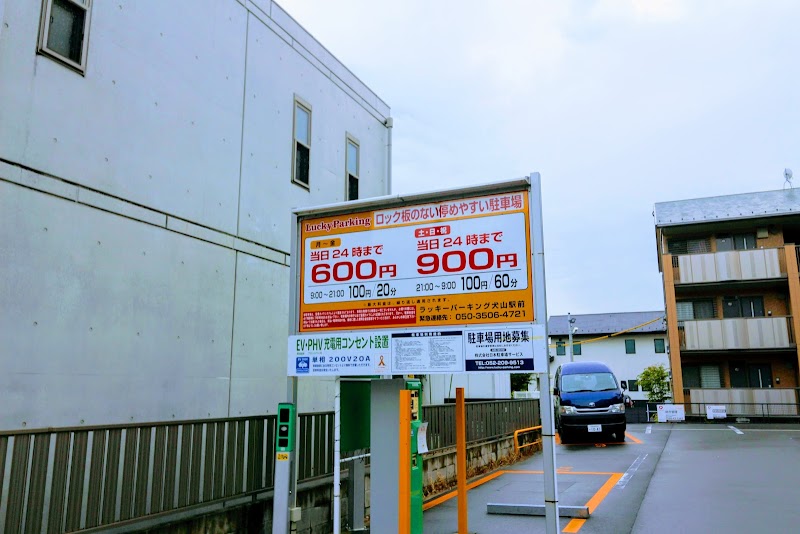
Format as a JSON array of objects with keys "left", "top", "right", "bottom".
[{"left": 275, "top": 174, "right": 558, "bottom": 533}]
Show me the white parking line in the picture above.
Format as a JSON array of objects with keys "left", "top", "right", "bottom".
[
  {"left": 617, "top": 454, "right": 648, "bottom": 489},
  {"left": 645, "top": 425, "right": 652, "bottom": 434},
  {"left": 728, "top": 425, "right": 744, "bottom": 435},
  {"left": 737, "top": 428, "right": 800, "bottom": 432}
]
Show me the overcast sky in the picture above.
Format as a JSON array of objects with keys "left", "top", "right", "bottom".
[{"left": 280, "top": 0, "right": 799, "bottom": 317}]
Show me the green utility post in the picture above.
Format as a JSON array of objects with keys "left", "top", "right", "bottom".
[
  {"left": 272, "top": 403, "right": 298, "bottom": 534},
  {"left": 406, "top": 379, "right": 424, "bottom": 534}
]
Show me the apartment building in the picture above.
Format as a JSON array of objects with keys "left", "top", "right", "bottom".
[
  {"left": 549, "top": 312, "right": 669, "bottom": 402},
  {"left": 654, "top": 188, "right": 800, "bottom": 412},
  {"left": 0, "top": 0, "right": 391, "bottom": 429}
]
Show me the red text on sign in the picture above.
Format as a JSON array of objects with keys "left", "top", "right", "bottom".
[
  {"left": 414, "top": 225, "right": 450, "bottom": 238},
  {"left": 311, "top": 260, "right": 398, "bottom": 283},
  {"left": 416, "top": 248, "right": 518, "bottom": 275}
]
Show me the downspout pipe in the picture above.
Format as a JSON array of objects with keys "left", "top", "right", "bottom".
[{"left": 385, "top": 117, "right": 393, "bottom": 195}]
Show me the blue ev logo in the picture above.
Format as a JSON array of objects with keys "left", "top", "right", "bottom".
[{"left": 296, "top": 357, "right": 310, "bottom": 374}]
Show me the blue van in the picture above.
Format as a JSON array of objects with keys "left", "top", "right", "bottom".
[{"left": 553, "top": 361, "right": 627, "bottom": 443}]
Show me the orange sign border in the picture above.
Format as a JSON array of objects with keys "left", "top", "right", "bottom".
[{"left": 297, "top": 190, "right": 534, "bottom": 332}]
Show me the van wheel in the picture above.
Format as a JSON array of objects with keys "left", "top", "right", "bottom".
[
  {"left": 614, "top": 430, "right": 626, "bottom": 442},
  {"left": 559, "top": 430, "right": 571, "bottom": 444}
]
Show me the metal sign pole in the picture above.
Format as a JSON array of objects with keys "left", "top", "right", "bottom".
[
  {"left": 530, "top": 172, "right": 559, "bottom": 534},
  {"left": 272, "top": 213, "right": 302, "bottom": 534},
  {"left": 333, "top": 377, "right": 341, "bottom": 534}
]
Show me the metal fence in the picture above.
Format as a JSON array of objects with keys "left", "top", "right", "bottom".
[
  {"left": 647, "top": 402, "right": 800, "bottom": 421},
  {"left": 626, "top": 401, "right": 800, "bottom": 422},
  {"left": 0, "top": 399, "right": 539, "bottom": 533},
  {"left": 0, "top": 415, "right": 308, "bottom": 534},
  {"left": 423, "top": 399, "right": 540, "bottom": 451}
]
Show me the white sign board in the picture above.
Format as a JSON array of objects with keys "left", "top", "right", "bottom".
[
  {"left": 464, "top": 326, "right": 535, "bottom": 372},
  {"left": 391, "top": 331, "right": 463, "bottom": 373},
  {"left": 287, "top": 324, "right": 548, "bottom": 376},
  {"left": 706, "top": 405, "right": 727, "bottom": 420},
  {"left": 417, "top": 422, "right": 429, "bottom": 454},
  {"left": 289, "top": 331, "right": 391, "bottom": 376},
  {"left": 657, "top": 404, "right": 685, "bottom": 422}
]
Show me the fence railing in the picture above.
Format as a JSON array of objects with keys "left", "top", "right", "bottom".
[
  {"left": 0, "top": 415, "right": 285, "bottom": 534},
  {"left": 669, "top": 248, "right": 785, "bottom": 284},
  {"left": 423, "top": 399, "right": 540, "bottom": 451},
  {"left": 679, "top": 316, "right": 795, "bottom": 351},
  {"left": 0, "top": 399, "right": 539, "bottom": 533},
  {"left": 640, "top": 401, "right": 800, "bottom": 421}
]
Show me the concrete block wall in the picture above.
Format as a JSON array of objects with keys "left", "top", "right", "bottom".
[{"left": 422, "top": 435, "right": 526, "bottom": 494}]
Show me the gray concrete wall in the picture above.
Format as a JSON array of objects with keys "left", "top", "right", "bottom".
[{"left": 0, "top": 0, "right": 389, "bottom": 430}]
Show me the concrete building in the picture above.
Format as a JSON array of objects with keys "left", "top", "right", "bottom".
[
  {"left": 655, "top": 188, "right": 800, "bottom": 411},
  {"left": 548, "top": 311, "right": 669, "bottom": 402},
  {"left": 0, "top": 0, "right": 391, "bottom": 430}
]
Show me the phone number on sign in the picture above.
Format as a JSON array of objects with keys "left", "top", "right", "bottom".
[
  {"left": 455, "top": 310, "right": 525, "bottom": 321},
  {"left": 474, "top": 360, "right": 527, "bottom": 367}
]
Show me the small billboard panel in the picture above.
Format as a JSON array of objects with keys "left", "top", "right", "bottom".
[
  {"left": 298, "top": 190, "right": 533, "bottom": 332},
  {"left": 288, "top": 179, "right": 547, "bottom": 376},
  {"left": 287, "top": 324, "right": 546, "bottom": 376}
]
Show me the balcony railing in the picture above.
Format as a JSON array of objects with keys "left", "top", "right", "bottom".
[
  {"left": 671, "top": 247, "right": 785, "bottom": 284},
  {"left": 679, "top": 316, "right": 795, "bottom": 351},
  {"left": 684, "top": 388, "right": 800, "bottom": 416}
]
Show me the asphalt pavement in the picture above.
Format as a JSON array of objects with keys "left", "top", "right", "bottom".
[{"left": 422, "top": 423, "right": 800, "bottom": 534}]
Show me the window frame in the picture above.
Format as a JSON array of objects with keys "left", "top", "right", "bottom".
[
  {"left": 345, "top": 133, "right": 360, "bottom": 201},
  {"left": 723, "top": 296, "right": 765, "bottom": 318},
  {"left": 572, "top": 342, "right": 582, "bottom": 356},
  {"left": 292, "top": 96, "right": 312, "bottom": 189},
  {"left": 677, "top": 298, "right": 717, "bottom": 321},
  {"left": 625, "top": 339, "right": 636, "bottom": 354},
  {"left": 628, "top": 379, "right": 639, "bottom": 391},
  {"left": 668, "top": 237, "right": 711, "bottom": 255},
  {"left": 38, "top": 0, "right": 92, "bottom": 74},
  {"left": 556, "top": 340, "right": 566, "bottom": 356},
  {"left": 654, "top": 338, "right": 666, "bottom": 353}
]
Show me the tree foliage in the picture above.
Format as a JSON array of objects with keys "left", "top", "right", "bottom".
[
  {"left": 511, "top": 373, "right": 534, "bottom": 392},
  {"left": 637, "top": 364, "right": 671, "bottom": 402}
]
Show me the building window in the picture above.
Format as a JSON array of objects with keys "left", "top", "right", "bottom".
[
  {"left": 556, "top": 340, "right": 565, "bottom": 356},
  {"left": 628, "top": 379, "right": 639, "bottom": 391},
  {"left": 572, "top": 343, "right": 582, "bottom": 356},
  {"left": 654, "top": 338, "right": 666, "bottom": 353},
  {"left": 676, "top": 299, "right": 716, "bottom": 321},
  {"left": 346, "top": 135, "right": 359, "bottom": 201},
  {"left": 717, "top": 233, "right": 757, "bottom": 251},
  {"left": 38, "top": 0, "right": 92, "bottom": 73},
  {"left": 722, "top": 296, "right": 765, "bottom": 318},
  {"left": 625, "top": 339, "right": 636, "bottom": 354},
  {"left": 293, "top": 98, "right": 311, "bottom": 187},
  {"left": 682, "top": 364, "right": 722, "bottom": 388},
  {"left": 668, "top": 237, "right": 710, "bottom": 255}
]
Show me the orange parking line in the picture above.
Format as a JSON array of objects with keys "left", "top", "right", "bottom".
[
  {"left": 424, "top": 468, "right": 625, "bottom": 534},
  {"left": 625, "top": 432, "right": 643, "bottom": 444},
  {"left": 585, "top": 473, "right": 624, "bottom": 513},
  {"left": 563, "top": 519, "right": 586, "bottom": 532},
  {"left": 510, "top": 469, "right": 618, "bottom": 475},
  {"left": 561, "top": 472, "right": 623, "bottom": 533},
  {"left": 422, "top": 469, "right": 506, "bottom": 510}
]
